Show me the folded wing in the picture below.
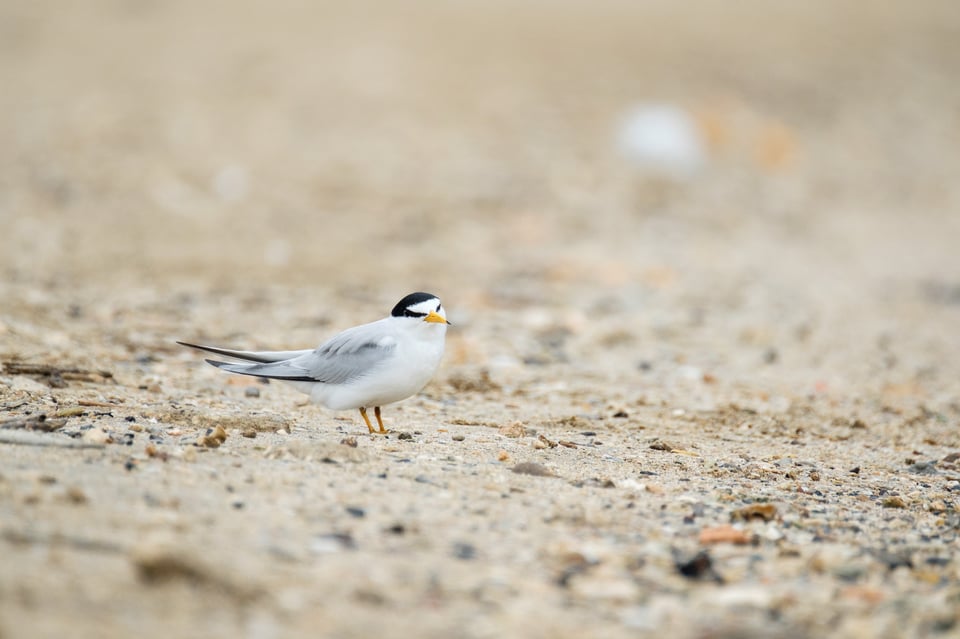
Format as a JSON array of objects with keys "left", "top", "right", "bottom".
[{"left": 177, "top": 322, "right": 397, "bottom": 385}]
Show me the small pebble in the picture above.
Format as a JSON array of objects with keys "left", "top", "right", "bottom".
[
  {"left": 340, "top": 436, "right": 358, "bottom": 447},
  {"left": 730, "top": 503, "right": 778, "bottom": 522},
  {"left": 649, "top": 439, "right": 676, "bottom": 451},
  {"left": 699, "top": 525, "right": 752, "bottom": 545},
  {"left": 198, "top": 425, "right": 228, "bottom": 448},
  {"left": 675, "top": 550, "right": 723, "bottom": 582},
  {"left": 310, "top": 533, "right": 356, "bottom": 554},
  {"left": 65, "top": 487, "right": 88, "bottom": 504},
  {"left": 452, "top": 542, "right": 476, "bottom": 560},
  {"left": 452, "top": 434, "right": 465, "bottom": 442},
  {"left": 538, "top": 434, "right": 557, "bottom": 448},
  {"left": 907, "top": 461, "right": 939, "bottom": 475},
  {"left": 397, "top": 432, "right": 413, "bottom": 441},
  {"left": 497, "top": 450, "right": 510, "bottom": 462},
  {"left": 82, "top": 427, "right": 112, "bottom": 445},
  {"left": 242, "top": 428, "right": 257, "bottom": 439},
  {"left": 498, "top": 422, "right": 526, "bottom": 438},
  {"left": 144, "top": 443, "right": 169, "bottom": 461},
  {"left": 511, "top": 462, "right": 554, "bottom": 477},
  {"left": 833, "top": 562, "right": 867, "bottom": 582},
  {"left": 244, "top": 387, "right": 260, "bottom": 398}
]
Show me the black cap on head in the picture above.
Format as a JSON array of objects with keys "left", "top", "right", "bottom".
[{"left": 391, "top": 292, "right": 439, "bottom": 318}]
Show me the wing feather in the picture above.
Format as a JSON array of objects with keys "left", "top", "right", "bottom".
[
  {"left": 297, "top": 319, "right": 397, "bottom": 384},
  {"left": 180, "top": 319, "right": 398, "bottom": 385},
  {"left": 176, "top": 341, "right": 312, "bottom": 363}
]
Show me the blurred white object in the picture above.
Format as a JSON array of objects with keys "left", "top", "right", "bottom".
[
  {"left": 617, "top": 104, "right": 706, "bottom": 178},
  {"left": 212, "top": 164, "right": 249, "bottom": 203},
  {"left": 264, "top": 238, "right": 291, "bottom": 267}
]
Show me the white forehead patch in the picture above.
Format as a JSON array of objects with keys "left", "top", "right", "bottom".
[{"left": 408, "top": 298, "right": 443, "bottom": 316}]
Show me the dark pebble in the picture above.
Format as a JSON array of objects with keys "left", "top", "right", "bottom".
[
  {"left": 397, "top": 432, "right": 413, "bottom": 441},
  {"left": 345, "top": 506, "right": 365, "bottom": 518},
  {"left": 907, "top": 461, "right": 939, "bottom": 475},
  {"left": 452, "top": 542, "right": 476, "bottom": 560},
  {"left": 244, "top": 387, "right": 260, "bottom": 398},
  {"left": 675, "top": 550, "right": 723, "bottom": 583},
  {"left": 876, "top": 550, "right": 914, "bottom": 571},
  {"left": 316, "top": 532, "right": 355, "bottom": 550},
  {"left": 613, "top": 410, "right": 629, "bottom": 418}
]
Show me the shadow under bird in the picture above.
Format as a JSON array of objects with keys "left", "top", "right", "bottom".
[{"left": 177, "top": 292, "right": 450, "bottom": 434}]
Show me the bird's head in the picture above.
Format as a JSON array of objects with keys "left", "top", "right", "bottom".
[{"left": 391, "top": 292, "right": 450, "bottom": 327}]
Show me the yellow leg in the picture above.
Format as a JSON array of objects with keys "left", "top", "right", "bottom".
[
  {"left": 374, "top": 406, "right": 388, "bottom": 434},
  {"left": 358, "top": 407, "right": 375, "bottom": 434}
]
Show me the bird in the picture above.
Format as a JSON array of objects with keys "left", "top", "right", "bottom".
[{"left": 177, "top": 292, "right": 450, "bottom": 434}]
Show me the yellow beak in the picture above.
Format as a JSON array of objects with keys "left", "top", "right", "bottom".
[{"left": 425, "top": 311, "right": 450, "bottom": 325}]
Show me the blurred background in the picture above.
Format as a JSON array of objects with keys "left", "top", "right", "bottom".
[
  {"left": 1, "top": 0, "right": 958, "bottom": 395},
  {"left": 2, "top": 5, "right": 959, "bottom": 636}
]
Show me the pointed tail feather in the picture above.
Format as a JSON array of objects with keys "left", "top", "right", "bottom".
[
  {"left": 204, "top": 358, "right": 318, "bottom": 382},
  {"left": 176, "top": 340, "right": 311, "bottom": 364}
]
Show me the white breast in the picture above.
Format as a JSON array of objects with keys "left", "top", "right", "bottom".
[{"left": 307, "top": 323, "right": 446, "bottom": 410}]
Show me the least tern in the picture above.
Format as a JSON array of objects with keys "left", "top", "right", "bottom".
[{"left": 178, "top": 292, "right": 450, "bottom": 434}]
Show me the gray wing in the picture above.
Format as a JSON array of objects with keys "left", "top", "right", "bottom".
[
  {"left": 188, "top": 320, "right": 397, "bottom": 385},
  {"left": 294, "top": 319, "right": 398, "bottom": 384}
]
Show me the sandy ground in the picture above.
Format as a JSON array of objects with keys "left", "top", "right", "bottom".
[{"left": 2, "top": 1, "right": 960, "bottom": 637}]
